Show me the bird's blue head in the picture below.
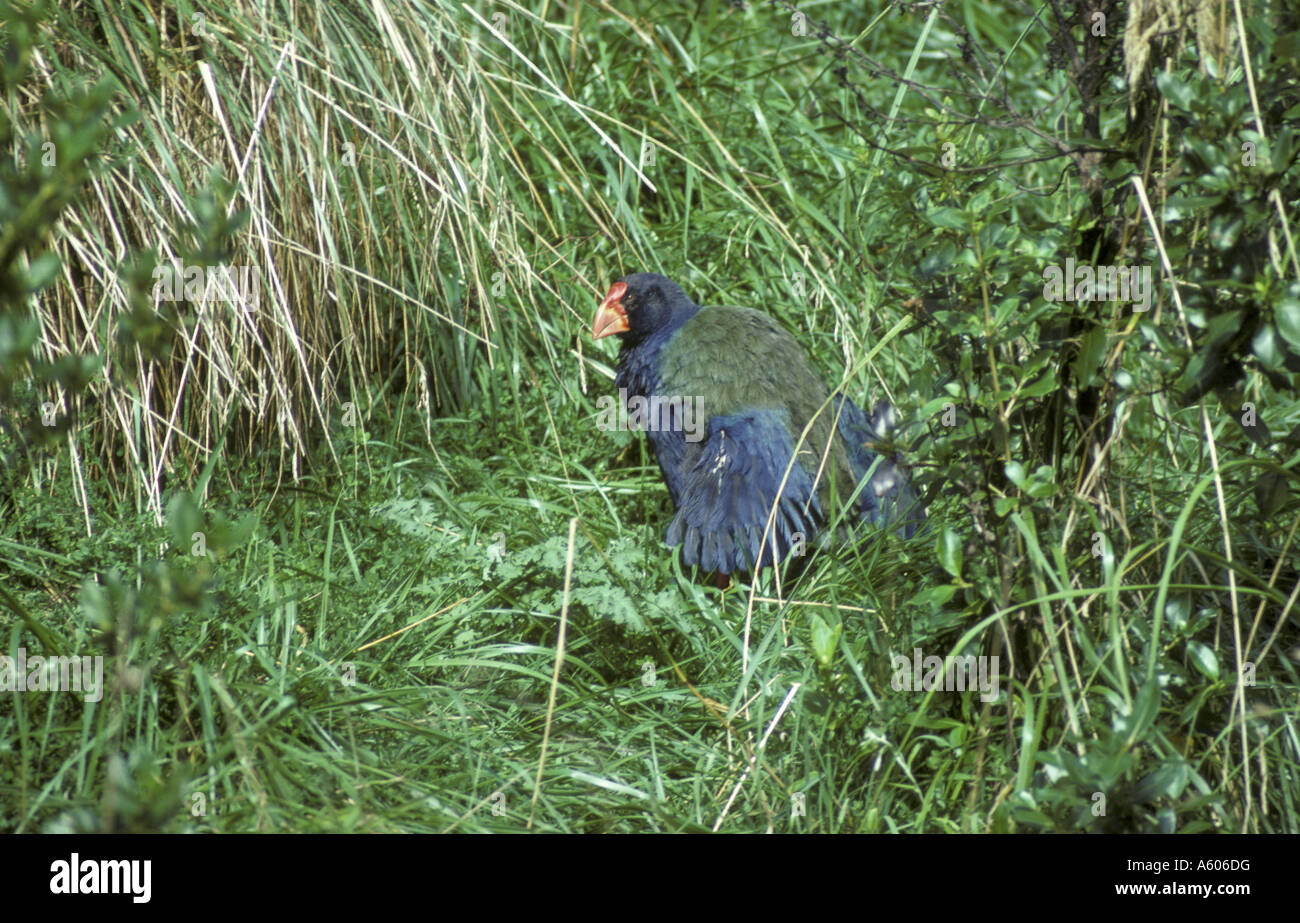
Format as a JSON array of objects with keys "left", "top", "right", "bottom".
[{"left": 592, "top": 272, "right": 698, "bottom": 347}]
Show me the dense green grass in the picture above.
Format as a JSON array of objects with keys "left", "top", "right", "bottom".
[{"left": 2, "top": 0, "right": 1298, "bottom": 832}]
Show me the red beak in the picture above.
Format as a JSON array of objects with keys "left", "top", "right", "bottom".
[{"left": 592, "top": 281, "right": 630, "bottom": 339}]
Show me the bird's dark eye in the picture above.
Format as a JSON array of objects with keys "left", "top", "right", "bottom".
[{"left": 624, "top": 293, "right": 637, "bottom": 310}]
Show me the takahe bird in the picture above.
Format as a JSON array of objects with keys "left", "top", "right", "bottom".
[{"left": 592, "top": 272, "right": 924, "bottom": 576}]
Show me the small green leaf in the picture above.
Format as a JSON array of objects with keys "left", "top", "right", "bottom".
[
  {"left": 1254, "top": 472, "right": 1290, "bottom": 520},
  {"left": 1155, "top": 71, "right": 1195, "bottom": 110},
  {"left": 1163, "top": 195, "right": 1222, "bottom": 222},
  {"left": 925, "top": 206, "right": 968, "bottom": 230},
  {"left": 1134, "top": 761, "right": 1190, "bottom": 801},
  {"left": 1252, "top": 323, "right": 1284, "bottom": 370},
  {"left": 1165, "top": 596, "right": 1191, "bottom": 632},
  {"left": 909, "top": 583, "right": 958, "bottom": 608},
  {"left": 1205, "top": 309, "right": 1242, "bottom": 346},
  {"left": 167, "top": 492, "right": 203, "bottom": 550},
  {"left": 1272, "top": 125, "right": 1295, "bottom": 173},
  {"left": 1235, "top": 407, "right": 1272, "bottom": 447},
  {"left": 918, "top": 241, "right": 957, "bottom": 277},
  {"left": 1070, "top": 326, "right": 1107, "bottom": 388},
  {"left": 937, "top": 527, "right": 963, "bottom": 579},
  {"left": 1209, "top": 212, "right": 1243, "bottom": 250},
  {"left": 1276, "top": 286, "right": 1300, "bottom": 349},
  {"left": 1024, "top": 465, "right": 1057, "bottom": 499},
  {"left": 1020, "top": 368, "right": 1056, "bottom": 398},
  {"left": 809, "top": 615, "right": 841, "bottom": 667},
  {"left": 26, "top": 252, "right": 61, "bottom": 291},
  {"left": 1115, "top": 679, "right": 1161, "bottom": 748},
  {"left": 1187, "top": 641, "right": 1219, "bottom": 680}
]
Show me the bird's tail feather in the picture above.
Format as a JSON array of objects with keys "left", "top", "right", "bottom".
[{"left": 833, "top": 395, "right": 926, "bottom": 539}]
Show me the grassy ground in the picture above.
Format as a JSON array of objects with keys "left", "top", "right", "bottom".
[{"left": 2, "top": 0, "right": 1298, "bottom": 832}]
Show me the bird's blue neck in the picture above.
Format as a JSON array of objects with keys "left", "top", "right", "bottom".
[{"left": 615, "top": 303, "right": 700, "bottom": 397}]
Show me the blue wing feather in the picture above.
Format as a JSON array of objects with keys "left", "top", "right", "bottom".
[{"left": 654, "top": 411, "right": 822, "bottom": 574}]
